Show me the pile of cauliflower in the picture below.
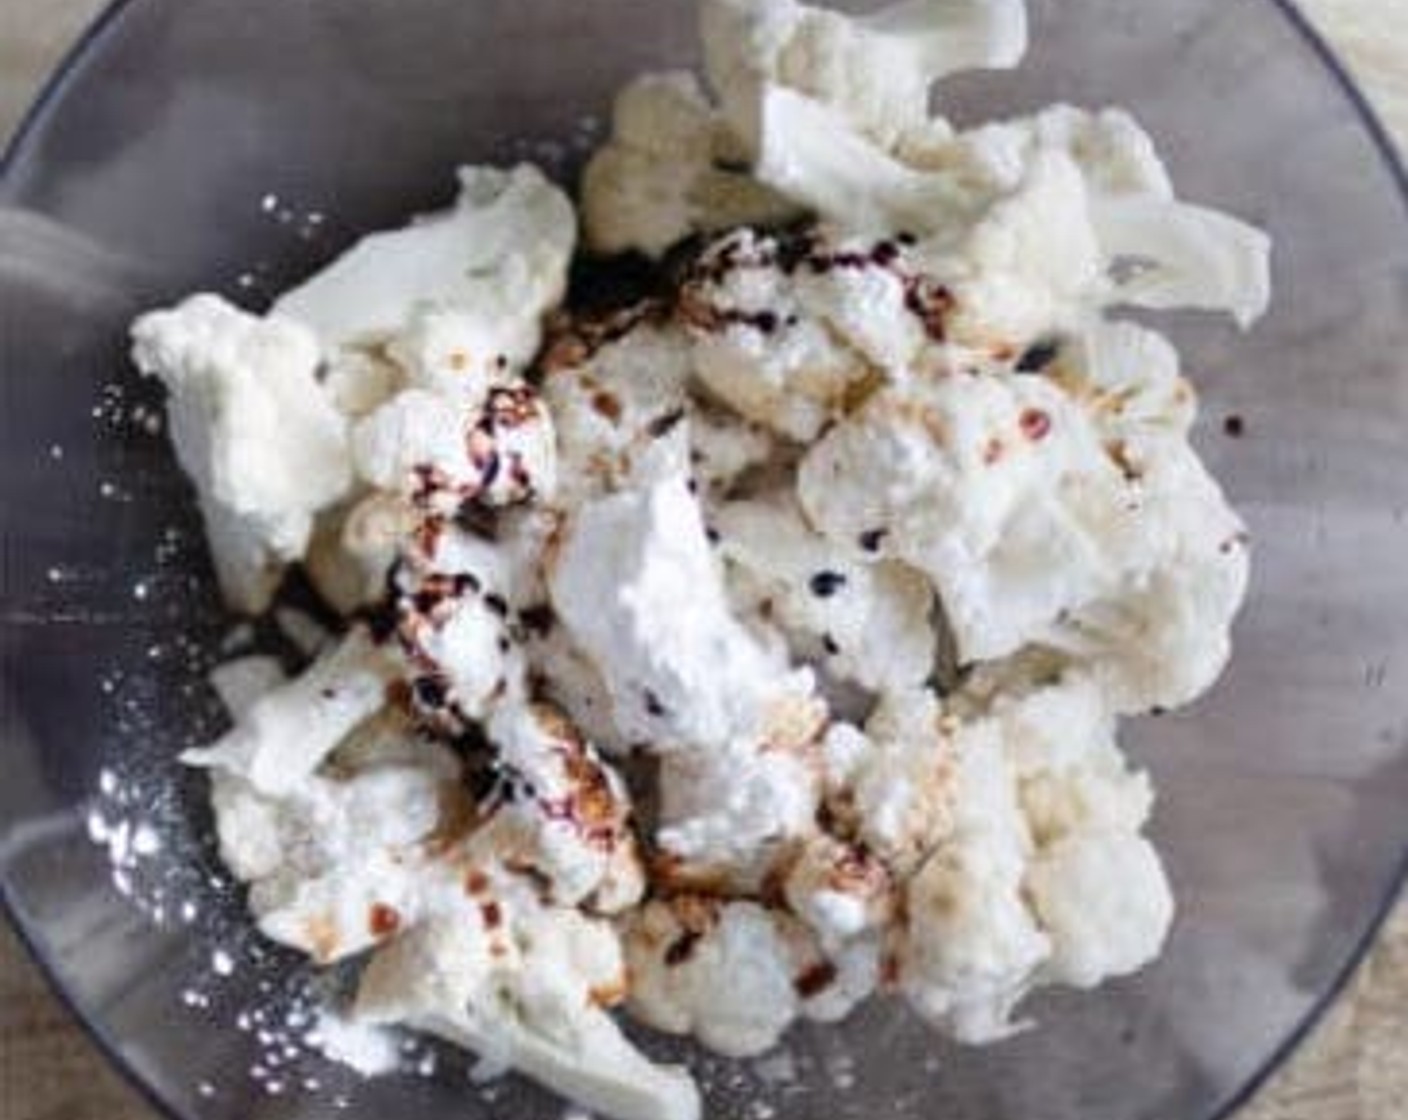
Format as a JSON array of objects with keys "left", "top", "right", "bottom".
[{"left": 129, "top": 1, "right": 1268, "bottom": 1118}]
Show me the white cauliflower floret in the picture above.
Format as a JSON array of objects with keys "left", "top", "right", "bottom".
[
  {"left": 1053, "top": 319, "right": 1196, "bottom": 446},
  {"left": 387, "top": 304, "right": 530, "bottom": 405},
  {"left": 754, "top": 90, "right": 1269, "bottom": 335},
  {"left": 389, "top": 520, "right": 525, "bottom": 732},
  {"left": 988, "top": 674, "right": 1172, "bottom": 987},
  {"left": 273, "top": 164, "right": 575, "bottom": 351},
  {"left": 799, "top": 368, "right": 1130, "bottom": 664},
  {"left": 1038, "top": 441, "right": 1250, "bottom": 713},
  {"left": 320, "top": 345, "right": 404, "bottom": 419},
  {"left": 353, "top": 382, "right": 556, "bottom": 511},
  {"left": 357, "top": 870, "right": 700, "bottom": 1120},
  {"left": 1027, "top": 830, "right": 1172, "bottom": 990},
  {"left": 548, "top": 470, "right": 815, "bottom": 751},
  {"left": 582, "top": 71, "right": 796, "bottom": 257},
  {"left": 898, "top": 716, "right": 1048, "bottom": 1042},
  {"left": 304, "top": 493, "right": 420, "bottom": 615},
  {"left": 680, "top": 229, "right": 874, "bottom": 441},
  {"left": 183, "top": 628, "right": 396, "bottom": 795},
  {"left": 624, "top": 897, "right": 802, "bottom": 1057},
  {"left": 920, "top": 149, "right": 1107, "bottom": 348},
  {"left": 901, "top": 673, "right": 1173, "bottom": 1036},
  {"left": 205, "top": 735, "right": 461, "bottom": 962},
  {"left": 130, "top": 294, "right": 353, "bottom": 613},
  {"left": 542, "top": 320, "right": 694, "bottom": 505},
  {"left": 478, "top": 702, "right": 644, "bottom": 913},
  {"left": 782, "top": 833, "right": 895, "bottom": 952},
  {"left": 824, "top": 689, "right": 958, "bottom": 875},
  {"left": 655, "top": 731, "right": 821, "bottom": 891},
  {"left": 702, "top": 0, "right": 1027, "bottom": 153},
  {"left": 715, "top": 490, "right": 936, "bottom": 694}
]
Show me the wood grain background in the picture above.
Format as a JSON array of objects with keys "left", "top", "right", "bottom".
[{"left": 1, "top": 1, "right": 1405, "bottom": 1117}]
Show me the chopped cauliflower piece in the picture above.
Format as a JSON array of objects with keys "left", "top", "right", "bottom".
[
  {"left": 130, "top": 293, "right": 353, "bottom": 613},
  {"left": 1027, "top": 830, "right": 1173, "bottom": 989},
  {"left": 824, "top": 689, "right": 959, "bottom": 876},
  {"left": 274, "top": 164, "right": 575, "bottom": 351},
  {"left": 798, "top": 368, "right": 1127, "bottom": 663},
  {"left": 624, "top": 897, "right": 801, "bottom": 1057},
  {"left": 183, "top": 628, "right": 396, "bottom": 795},
  {"left": 357, "top": 872, "right": 700, "bottom": 1120},
  {"left": 715, "top": 490, "right": 936, "bottom": 693},
  {"left": 389, "top": 520, "right": 525, "bottom": 732},
  {"left": 755, "top": 92, "right": 1269, "bottom": 337},
  {"left": 548, "top": 471, "right": 814, "bottom": 750},
  {"left": 679, "top": 228, "right": 875, "bottom": 440},
  {"left": 206, "top": 735, "right": 460, "bottom": 962},
  {"left": 353, "top": 381, "right": 556, "bottom": 511},
  {"left": 542, "top": 319, "right": 694, "bottom": 504},
  {"left": 702, "top": 0, "right": 1027, "bottom": 153},
  {"left": 582, "top": 71, "right": 797, "bottom": 257},
  {"left": 900, "top": 673, "right": 1172, "bottom": 1036},
  {"left": 655, "top": 732, "right": 822, "bottom": 891},
  {"left": 898, "top": 712, "right": 1047, "bottom": 1041},
  {"left": 479, "top": 702, "right": 644, "bottom": 912}
]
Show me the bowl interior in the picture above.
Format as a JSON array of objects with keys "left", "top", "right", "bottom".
[{"left": 3, "top": 1, "right": 1408, "bottom": 1119}]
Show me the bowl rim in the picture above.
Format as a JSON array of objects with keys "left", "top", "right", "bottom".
[{"left": 1, "top": 2, "right": 1406, "bottom": 1119}]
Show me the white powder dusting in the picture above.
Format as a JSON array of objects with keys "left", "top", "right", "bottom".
[{"left": 306, "top": 1011, "right": 401, "bottom": 1077}]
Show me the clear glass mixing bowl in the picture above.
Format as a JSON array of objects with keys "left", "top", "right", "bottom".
[{"left": 2, "top": 1, "right": 1407, "bottom": 1118}]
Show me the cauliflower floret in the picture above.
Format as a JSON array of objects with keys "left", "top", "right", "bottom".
[
  {"left": 353, "top": 381, "right": 556, "bottom": 511},
  {"left": 582, "top": 71, "right": 796, "bottom": 257},
  {"left": 900, "top": 672, "right": 1173, "bottom": 1036},
  {"left": 548, "top": 470, "right": 815, "bottom": 751},
  {"left": 680, "top": 229, "right": 874, "bottom": 440},
  {"left": 320, "top": 345, "right": 404, "bottom": 419},
  {"left": 130, "top": 294, "right": 353, "bottom": 613},
  {"left": 655, "top": 728, "right": 822, "bottom": 892},
  {"left": 898, "top": 716, "right": 1048, "bottom": 1042},
  {"left": 799, "top": 369, "right": 1132, "bottom": 664},
  {"left": 206, "top": 734, "right": 462, "bottom": 963},
  {"left": 1026, "top": 830, "right": 1173, "bottom": 989},
  {"left": 389, "top": 520, "right": 525, "bottom": 733},
  {"left": 304, "top": 493, "right": 419, "bottom": 614},
  {"left": 987, "top": 673, "right": 1172, "bottom": 987},
  {"left": 919, "top": 149, "right": 1107, "bottom": 348},
  {"left": 1038, "top": 442, "right": 1250, "bottom": 713},
  {"left": 542, "top": 320, "right": 694, "bottom": 505},
  {"left": 823, "top": 689, "right": 958, "bottom": 876},
  {"left": 478, "top": 702, "right": 644, "bottom": 913},
  {"left": 624, "top": 897, "right": 802, "bottom": 1057},
  {"left": 357, "top": 870, "right": 699, "bottom": 1120},
  {"left": 183, "top": 628, "right": 397, "bottom": 795},
  {"left": 701, "top": 0, "right": 1027, "bottom": 153},
  {"left": 274, "top": 164, "right": 575, "bottom": 351},
  {"left": 1048, "top": 319, "right": 1196, "bottom": 446},
  {"left": 754, "top": 90, "right": 1269, "bottom": 334},
  {"left": 781, "top": 833, "right": 896, "bottom": 952},
  {"left": 715, "top": 490, "right": 936, "bottom": 693}
]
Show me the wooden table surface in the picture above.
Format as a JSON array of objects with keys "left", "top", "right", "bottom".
[{"left": 1, "top": 1, "right": 1406, "bottom": 1118}]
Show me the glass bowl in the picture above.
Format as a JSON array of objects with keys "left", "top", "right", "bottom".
[{"left": 2, "top": 1, "right": 1406, "bottom": 1118}]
